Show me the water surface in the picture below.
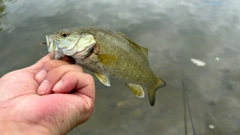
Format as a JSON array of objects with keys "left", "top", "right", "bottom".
[{"left": 1, "top": 0, "right": 240, "bottom": 134}]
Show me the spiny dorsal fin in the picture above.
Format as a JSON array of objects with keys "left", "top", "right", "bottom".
[
  {"left": 139, "top": 46, "right": 148, "bottom": 58},
  {"left": 117, "top": 32, "right": 148, "bottom": 57}
]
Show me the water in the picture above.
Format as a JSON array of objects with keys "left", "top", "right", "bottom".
[{"left": 1, "top": 0, "right": 240, "bottom": 134}]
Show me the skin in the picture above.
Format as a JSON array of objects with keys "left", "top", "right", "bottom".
[{"left": 0, "top": 54, "right": 95, "bottom": 135}]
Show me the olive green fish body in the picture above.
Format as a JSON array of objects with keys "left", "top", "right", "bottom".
[
  {"left": 74, "top": 28, "right": 155, "bottom": 85},
  {"left": 46, "top": 26, "right": 166, "bottom": 106}
]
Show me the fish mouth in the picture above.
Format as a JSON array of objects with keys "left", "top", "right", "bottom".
[
  {"left": 45, "top": 35, "right": 51, "bottom": 47},
  {"left": 49, "top": 51, "right": 65, "bottom": 59},
  {"left": 45, "top": 33, "right": 96, "bottom": 62},
  {"left": 49, "top": 51, "right": 75, "bottom": 64},
  {"left": 46, "top": 35, "right": 65, "bottom": 60},
  {"left": 60, "top": 55, "right": 76, "bottom": 64}
]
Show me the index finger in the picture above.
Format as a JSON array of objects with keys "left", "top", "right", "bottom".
[{"left": 29, "top": 55, "right": 76, "bottom": 74}]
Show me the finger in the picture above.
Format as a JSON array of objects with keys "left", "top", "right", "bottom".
[
  {"left": 52, "top": 72, "right": 95, "bottom": 95},
  {"left": 29, "top": 54, "right": 75, "bottom": 73},
  {"left": 52, "top": 72, "right": 95, "bottom": 109},
  {"left": 28, "top": 54, "right": 51, "bottom": 71},
  {"left": 35, "top": 60, "right": 81, "bottom": 83},
  {"left": 34, "top": 54, "right": 51, "bottom": 68},
  {"left": 74, "top": 73, "right": 95, "bottom": 101},
  {"left": 37, "top": 64, "right": 83, "bottom": 94}
]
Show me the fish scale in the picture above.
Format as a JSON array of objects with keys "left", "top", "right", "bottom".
[
  {"left": 45, "top": 26, "right": 166, "bottom": 106},
  {"left": 92, "top": 28, "right": 155, "bottom": 86}
]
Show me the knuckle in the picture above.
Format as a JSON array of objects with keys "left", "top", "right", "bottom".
[
  {"left": 85, "top": 74, "right": 94, "bottom": 82},
  {"left": 43, "top": 60, "right": 59, "bottom": 71},
  {"left": 71, "top": 64, "right": 83, "bottom": 72},
  {"left": 43, "top": 60, "right": 69, "bottom": 72}
]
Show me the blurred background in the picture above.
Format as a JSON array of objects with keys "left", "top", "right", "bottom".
[{"left": 1, "top": 0, "right": 240, "bottom": 134}]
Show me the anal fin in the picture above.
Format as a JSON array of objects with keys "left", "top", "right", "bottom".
[
  {"left": 126, "top": 84, "right": 145, "bottom": 98},
  {"left": 95, "top": 73, "right": 111, "bottom": 87}
]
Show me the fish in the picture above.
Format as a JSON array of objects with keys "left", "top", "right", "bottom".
[{"left": 45, "top": 26, "right": 166, "bottom": 106}]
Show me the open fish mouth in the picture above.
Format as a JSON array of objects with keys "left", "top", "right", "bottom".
[
  {"left": 45, "top": 35, "right": 51, "bottom": 48},
  {"left": 45, "top": 35, "right": 76, "bottom": 63},
  {"left": 60, "top": 55, "right": 76, "bottom": 64},
  {"left": 46, "top": 35, "right": 65, "bottom": 60},
  {"left": 49, "top": 50, "right": 75, "bottom": 64},
  {"left": 49, "top": 51, "right": 65, "bottom": 60}
]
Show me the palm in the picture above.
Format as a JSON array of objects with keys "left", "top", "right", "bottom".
[{"left": 0, "top": 55, "right": 95, "bottom": 134}]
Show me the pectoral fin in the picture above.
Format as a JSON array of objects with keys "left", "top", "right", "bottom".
[
  {"left": 95, "top": 73, "right": 111, "bottom": 87},
  {"left": 126, "top": 84, "right": 145, "bottom": 98}
]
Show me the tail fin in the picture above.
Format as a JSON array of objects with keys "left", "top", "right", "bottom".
[{"left": 147, "top": 78, "right": 166, "bottom": 106}]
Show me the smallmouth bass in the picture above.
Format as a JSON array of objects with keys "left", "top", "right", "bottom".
[{"left": 45, "top": 26, "right": 166, "bottom": 106}]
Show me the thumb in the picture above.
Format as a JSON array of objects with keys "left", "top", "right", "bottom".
[{"left": 28, "top": 54, "right": 51, "bottom": 73}]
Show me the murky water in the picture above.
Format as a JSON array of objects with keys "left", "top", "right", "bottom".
[{"left": 1, "top": 0, "right": 240, "bottom": 134}]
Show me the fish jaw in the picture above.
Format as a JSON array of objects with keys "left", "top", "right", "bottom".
[
  {"left": 46, "top": 35, "right": 65, "bottom": 60},
  {"left": 46, "top": 33, "right": 96, "bottom": 60},
  {"left": 49, "top": 51, "right": 65, "bottom": 60}
]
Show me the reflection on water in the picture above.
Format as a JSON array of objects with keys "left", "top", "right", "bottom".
[
  {"left": 1, "top": 0, "right": 240, "bottom": 135},
  {"left": 0, "top": 0, "right": 6, "bottom": 31}
]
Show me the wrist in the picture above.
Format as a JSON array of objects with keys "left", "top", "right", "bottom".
[{"left": 0, "top": 121, "right": 52, "bottom": 135}]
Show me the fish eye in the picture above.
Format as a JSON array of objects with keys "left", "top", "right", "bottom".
[{"left": 61, "top": 32, "right": 69, "bottom": 38}]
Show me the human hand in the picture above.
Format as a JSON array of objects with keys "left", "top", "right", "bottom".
[{"left": 0, "top": 55, "right": 95, "bottom": 135}]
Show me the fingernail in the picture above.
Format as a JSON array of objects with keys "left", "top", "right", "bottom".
[
  {"left": 38, "top": 80, "right": 49, "bottom": 94},
  {"left": 52, "top": 80, "right": 62, "bottom": 91},
  {"left": 35, "top": 70, "right": 47, "bottom": 82}
]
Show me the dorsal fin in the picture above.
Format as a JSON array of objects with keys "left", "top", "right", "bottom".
[
  {"left": 139, "top": 46, "right": 148, "bottom": 57},
  {"left": 117, "top": 32, "right": 148, "bottom": 57}
]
